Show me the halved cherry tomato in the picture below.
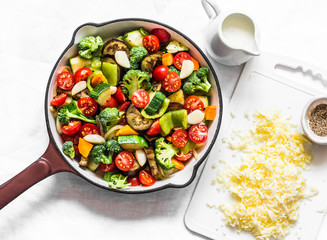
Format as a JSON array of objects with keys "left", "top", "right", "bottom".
[
  {"left": 61, "top": 120, "right": 81, "bottom": 136},
  {"left": 77, "top": 97, "right": 98, "bottom": 117},
  {"left": 175, "top": 150, "right": 193, "bottom": 161},
  {"left": 153, "top": 65, "right": 169, "bottom": 81},
  {"left": 184, "top": 95, "right": 204, "bottom": 114},
  {"left": 171, "top": 129, "right": 189, "bottom": 148},
  {"left": 139, "top": 170, "right": 156, "bottom": 186},
  {"left": 151, "top": 28, "right": 171, "bottom": 44},
  {"left": 62, "top": 133, "right": 79, "bottom": 145},
  {"left": 57, "top": 71, "right": 74, "bottom": 90},
  {"left": 50, "top": 93, "right": 67, "bottom": 106},
  {"left": 114, "top": 86, "right": 126, "bottom": 104},
  {"left": 74, "top": 67, "right": 92, "bottom": 83},
  {"left": 103, "top": 96, "right": 118, "bottom": 108},
  {"left": 146, "top": 119, "right": 161, "bottom": 135},
  {"left": 119, "top": 101, "right": 131, "bottom": 112},
  {"left": 173, "top": 52, "right": 192, "bottom": 70},
  {"left": 131, "top": 89, "right": 150, "bottom": 108},
  {"left": 162, "top": 72, "right": 181, "bottom": 93},
  {"left": 99, "top": 162, "right": 116, "bottom": 172},
  {"left": 142, "top": 35, "right": 160, "bottom": 52},
  {"left": 115, "top": 151, "right": 135, "bottom": 171},
  {"left": 78, "top": 123, "right": 100, "bottom": 138},
  {"left": 73, "top": 145, "right": 80, "bottom": 156},
  {"left": 189, "top": 124, "right": 208, "bottom": 144},
  {"left": 127, "top": 176, "right": 141, "bottom": 186}
]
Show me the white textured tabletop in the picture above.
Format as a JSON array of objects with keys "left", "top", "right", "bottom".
[{"left": 1, "top": 0, "right": 327, "bottom": 239}]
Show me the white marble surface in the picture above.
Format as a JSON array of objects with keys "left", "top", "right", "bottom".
[{"left": 1, "top": 0, "right": 327, "bottom": 239}]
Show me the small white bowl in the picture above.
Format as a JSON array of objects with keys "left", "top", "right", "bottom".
[{"left": 301, "top": 96, "right": 327, "bottom": 145}]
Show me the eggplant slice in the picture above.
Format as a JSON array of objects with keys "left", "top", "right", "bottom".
[
  {"left": 141, "top": 52, "right": 163, "bottom": 78},
  {"left": 102, "top": 39, "right": 130, "bottom": 57},
  {"left": 167, "top": 102, "right": 184, "bottom": 112},
  {"left": 126, "top": 104, "right": 153, "bottom": 131}
]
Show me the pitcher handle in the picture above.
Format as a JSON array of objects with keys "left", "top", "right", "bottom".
[{"left": 201, "top": 0, "right": 220, "bottom": 19}]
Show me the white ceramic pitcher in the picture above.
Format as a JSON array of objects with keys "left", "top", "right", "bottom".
[{"left": 201, "top": 0, "right": 260, "bottom": 66}]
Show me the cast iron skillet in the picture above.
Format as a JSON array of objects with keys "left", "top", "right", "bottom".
[{"left": 0, "top": 18, "right": 223, "bottom": 209}]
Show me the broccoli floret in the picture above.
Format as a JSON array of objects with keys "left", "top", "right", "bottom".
[
  {"left": 182, "top": 67, "right": 211, "bottom": 95},
  {"left": 168, "top": 65, "right": 181, "bottom": 76},
  {"left": 104, "top": 139, "right": 122, "bottom": 163},
  {"left": 103, "top": 172, "right": 130, "bottom": 189},
  {"left": 62, "top": 141, "right": 75, "bottom": 159},
  {"left": 57, "top": 101, "right": 96, "bottom": 125},
  {"left": 120, "top": 70, "right": 151, "bottom": 99},
  {"left": 91, "top": 145, "right": 111, "bottom": 164},
  {"left": 154, "top": 137, "right": 179, "bottom": 170},
  {"left": 99, "top": 107, "right": 123, "bottom": 132},
  {"left": 129, "top": 46, "right": 148, "bottom": 70},
  {"left": 78, "top": 36, "right": 104, "bottom": 60}
]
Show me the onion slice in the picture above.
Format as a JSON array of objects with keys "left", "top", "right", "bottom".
[
  {"left": 180, "top": 60, "right": 194, "bottom": 79},
  {"left": 84, "top": 134, "right": 106, "bottom": 144},
  {"left": 115, "top": 51, "right": 130, "bottom": 68},
  {"left": 187, "top": 109, "right": 205, "bottom": 125},
  {"left": 72, "top": 81, "right": 87, "bottom": 96}
]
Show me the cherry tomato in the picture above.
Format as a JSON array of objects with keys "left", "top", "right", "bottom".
[
  {"left": 162, "top": 72, "right": 181, "bottom": 93},
  {"left": 114, "top": 86, "right": 127, "bottom": 104},
  {"left": 131, "top": 89, "right": 150, "bottom": 108},
  {"left": 119, "top": 101, "right": 131, "bottom": 112},
  {"left": 189, "top": 124, "right": 208, "bottom": 144},
  {"left": 184, "top": 95, "right": 204, "bottom": 114},
  {"left": 77, "top": 97, "right": 98, "bottom": 117},
  {"left": 57, "top": 71, "right": 74, "bottom": 90},
  {"left": 151, "top": 28, "right": 171, "bottom": 44},
  {"left": 175, "top": 150, "right": 193, "bottom": 161},
  {"left": 99, "top": 162, "right": 116, "bottom": 172},
  {"left": 78, "top": 124, "right": 100, "bottom": 138},
  {"left": 146, "top": 119, "right": 161, "bottom": 135},
  {"left": 115, "top": 151, "right": 135, "bottom": 171},
  {"left": 127, "top": 177, "right": 141, "bottom": 186},
  {"left": 103, "top": 96, "right": 118, "bottom": 108},
  {"left": 171, "top": 129, "right": 189, "bottom": 148},
  {"left": 139, "top": 170, "right": 156, "bottom": 186},
  {"left": 142, "top": 35, "right": 160, "bottom": 52},
  {"left": 61, "top": 120, "right": 81, "bottom": 136},
  {"left": 74, "top": 67, "right": 92, "bottom": 83},
  {"left": 62, "top": 133, "right": 79, "bottom": 145},
  {"left": 73, "top": 145, "right": 80, "bottom": 156},
  {"left": 173, "top": 52, "right": 192, "bottom": 70},
  {"left": 153, "top": 65, "right": 169, "bottom": 81},
  {"left": 50, "top": 93, "right": 67, "bottom": 106}
]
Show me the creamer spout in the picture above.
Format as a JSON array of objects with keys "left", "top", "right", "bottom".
[{"left": 244, "top": 46, "right": 260, "bottom": 56}]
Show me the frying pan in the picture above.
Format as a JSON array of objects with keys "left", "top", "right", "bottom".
[{"left": 0, "top": 18, "right": 223, "bottom": 209}]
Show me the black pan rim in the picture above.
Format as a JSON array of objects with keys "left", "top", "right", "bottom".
[{"left": 45, "top": 17, "right": 223, "bottom": 194}]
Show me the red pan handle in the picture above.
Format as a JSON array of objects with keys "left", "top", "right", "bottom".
[{"left": 0, "top": 140, "right": 75, "bottom": 209}]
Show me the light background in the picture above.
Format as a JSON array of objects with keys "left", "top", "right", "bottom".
[{"left": 1, "top": 0, "right": 327, "bottom": 239}]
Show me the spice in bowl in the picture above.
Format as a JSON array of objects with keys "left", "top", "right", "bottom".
[{"left": 309, "top": 104, "right": 327, "bottom": 136}]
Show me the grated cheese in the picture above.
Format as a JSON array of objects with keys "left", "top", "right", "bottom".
[{"left": 216, "top": 110, "right": 316, "bottom": 240}]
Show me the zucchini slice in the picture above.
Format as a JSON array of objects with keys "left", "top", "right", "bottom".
[
  {"left": 118, "top": 135, "right": 148, "bottom": 150},
  {"left": 70, "top": 56, "right": 91, "bottom": 74},
  {"left": 144, "top": 91, "right": 166, "bottom": 115}
]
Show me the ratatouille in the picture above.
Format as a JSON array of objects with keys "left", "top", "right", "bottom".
[{"left": 50, "top": 27, "right": 217, "bottom": 189}]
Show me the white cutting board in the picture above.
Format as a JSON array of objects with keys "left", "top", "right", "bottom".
[{"left": 185, "top": 54, "right": 327, "bottom": 240}]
